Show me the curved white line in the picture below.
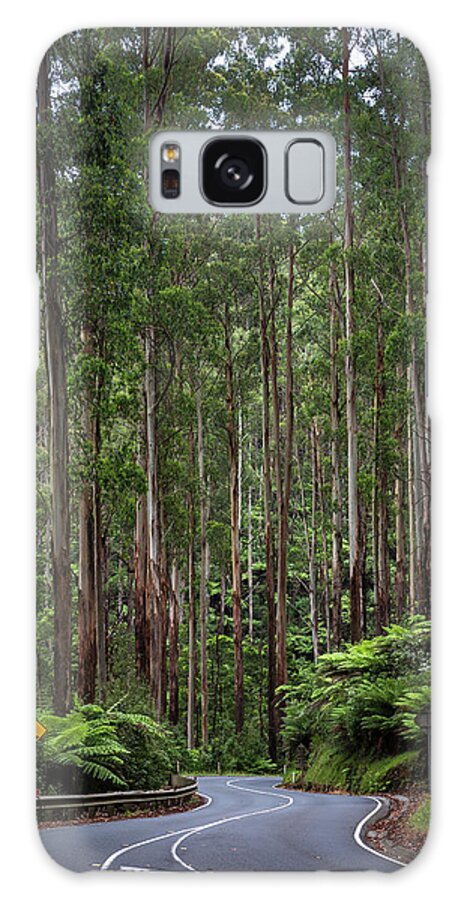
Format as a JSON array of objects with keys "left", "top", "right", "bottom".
[
  {"left": 226, "top": 778, "right": 287, "bottom": 796},
  {"left": 105, "top": 781, "right": 401, "bottom": 872},
  {"left": 354, "top": 796, "right": 405, "bottom": 868},
  {"left": 100, "top": 792, "right": 213, "bottom": 870},
  {"left": 119, "top": 866, "right": 149, "bottom": 871},
  {"left": 171, "top": 832, "right": 196, "bottom": 871},
  {"left": 276, "top": 782, "right": 406, "bottom": 870},
  {"left": 170, "top": 777, "right": 293, "bottom": 871}
]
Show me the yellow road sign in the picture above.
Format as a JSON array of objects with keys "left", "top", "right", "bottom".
[{"left": 36, "top": 720, "right": 46, "bottom": 741}]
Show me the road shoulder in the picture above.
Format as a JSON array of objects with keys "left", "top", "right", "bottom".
[{"left": 362, "top": 789, "right": 430, "bottom": 865}]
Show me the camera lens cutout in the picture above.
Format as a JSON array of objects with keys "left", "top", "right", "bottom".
[
  {"left": 202, "top": 138, "right": 266, "bottom": 206},
  {"left": 162, "top": 169, "right": 180, "bottom": 199},
  {"left": 218, "top": 156, "right": 251, "bottom": 189}
]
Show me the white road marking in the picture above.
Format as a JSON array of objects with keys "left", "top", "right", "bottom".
[
  {"left": 119, "top": 866, "right": 150, "bottom": 871},
  {"left": 100, "top": 792, "right": 213, "bottom": 870},
  {"left": 276, "top": 781, "right": 406, "bottom": 870},
  {"left": 227, "top": 778, "right": 288, "bottom": 796},
  {"left": 170, "top": 778, "right": 293, "bottom": 871},
  {"left": 171, "top": 833, "right": 195, "bottom": 871},
  {"left": 103, "top": 779, "right": 403, "bottom": 872},
  {"left": 353, "top": 796, "right": 406, "bottom": 867}
]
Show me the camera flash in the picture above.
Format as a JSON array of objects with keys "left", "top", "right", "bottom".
[{"left": 162, "top": 144, "right": 180, "bottom": 163}]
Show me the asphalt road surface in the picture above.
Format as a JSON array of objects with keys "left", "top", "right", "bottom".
[{"left": 39, "top": 776, "right": 402, "bottom": 873}]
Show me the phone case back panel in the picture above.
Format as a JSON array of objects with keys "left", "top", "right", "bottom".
[{"left": 36, "top": 26, "right": 431, "bottom": 872}]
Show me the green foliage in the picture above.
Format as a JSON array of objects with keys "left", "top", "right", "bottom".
[
  {"left": 37, "top": 704, "right": 128, "bottom": 792},
  {"left": 110, "top": 707, "right": 179, "bottom": 790},
  {"left": 219, "top": 731, "right": 277, "bottom": 775},
  {"left": 288, "top": 746, "right": 419, "bottom": 794},
  {"left": 282, "top": 619, "right": 430, "bottom": 793},
  {"left": 37, "top": 702, "right": 178, "bottom": 793},
  {"left": 409, "top": 796, "right": 431, "bottom": 834},
  {"left": 357, "top": 751, "right": 420, "bottom": 794},
  {"left": 37, "top": 28, "right": 430, "bottom": 793},
  {"left": 302, "top": 746, "right": 353, "bottom": 792}
]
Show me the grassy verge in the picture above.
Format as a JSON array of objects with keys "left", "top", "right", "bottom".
[{"left": 409, "top": 795, "right": 431, "bottom": 833}]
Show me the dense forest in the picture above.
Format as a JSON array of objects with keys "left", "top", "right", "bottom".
[{"left": 36, "top": 27, "right": 431, "bottom": 794}]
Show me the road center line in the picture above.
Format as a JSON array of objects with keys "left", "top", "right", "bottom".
[
  {"left": 226, "top": 778, "right": 288, "bottom": 797},
  {"left": 96, "top": 779, "right": 405, "bottom": 872},
  {"left": 100, "top": 792, "right": 213, "bottom": 870},
  {"left": 170, "top": 779, "right": 293, "bottom": 871}
]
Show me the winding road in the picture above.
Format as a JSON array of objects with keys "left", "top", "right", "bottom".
[{"left": 39, "top": 776, "right": 402, "bottom": 873}]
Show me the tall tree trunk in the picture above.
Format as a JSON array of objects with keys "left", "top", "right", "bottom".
[
  {"left": 212, "top": 568, "right": 226, "bottom": 741},
  {"left": 126, "top": 553, "right": 134, "bottom": 633},
  {"left": 258, "top": 639, "right": 265, "bottom": 739},
  {"left": 315, "top": 422, "right": 331, "bottom": 652},
  {"left": 419, "top": 91, "right": 432, "bottom": 617},
  {"left": 238, "top": 404, "right": 243, "bottom": 538},
  {"left": 196, "top": 383, "right": 209, "bottom": 746},
  {"left": 187, "top": 421, "right": 196, "bottom": 749},
  {"left": 329, "top": 258, "right": 343, "bottom": 649},
  {"left": 157, "top": 495, "right": 168, "bottom": 719},
  {"left": 407, "top": 399, "right": 417, "bottom": 613},
  {"left": 141, "top": 29, "right": 176, "bottom": 716},
  {"left": 308, "top": 423, "right": 319, "bottom": 660},
  {"left": 393, "top": 367, "right": 407, "bottom": 621},
  {"left": 134, "top": 494, "right": 149, "bottom": 679},
  {"left": 225, "top": 302, "right": 244, "bottom": 734},
  {"left": 359, "top": 506, "right": 368, "bottom": 635},
  {"left": 256, "top": 217, "right": 277, "bottom": 761},
  {"left": 372, "top": 437, "right": 379, "bottom": 630},
  {"left": 77, "top": 324, "right": 98, "bottom": 704},
  {"left": 295, "top": 437, "right": 313, "bottom": 650},
  {"left": 373, "top": 297, "right": 389, "bottom": 633},
  {"left": 247, "top": 482, "right": 253, "bottom": 643},
  {"left": 342, "top": 27, "right": 362, "bottom": 643},
  {"left": 38, "top": 52, "right": 72, "bottom": 714},
  {"left": 373, "top": 29, "right": 430, "bottom": 615},
  {"left": 270, "top": 265, "right": 283, "bottom": 535},
  {"left": 394, "top": 461, "right": 407, "bottom": 621},
  {"left": 169, "top": 558, "right": 180, "bottom": 725},
  {"left": 145, "top": 326, "right": 162, "bottom": 715},
  {"left": 276, "top": 241, "right": 295, "bottom": 705},
  {"left": 92, "top": 401, "right": 107, "bottom": 703},
  {"left": 402, "top": 202, "right": 429, "bottom": 613},
  {"left": 78, "top": 316, "right": 106, "bottom": 704},
  {"left": 78, "top": 484, "right": 97, "bottom": 703},
  {"left": 412, "top": 381, "right": 426, "bottom": 611}
]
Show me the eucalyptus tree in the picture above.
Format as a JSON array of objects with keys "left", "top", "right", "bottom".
[{"left": 37, "top": 50, "right": 72, "bottom": 714}]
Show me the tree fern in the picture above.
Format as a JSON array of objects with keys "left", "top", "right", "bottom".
[
  {"left": 37, "top": 702, "right": 179, "bottom": 793},
  {"left": 281, "top": 617, "right": 431, "bottom": 789}
]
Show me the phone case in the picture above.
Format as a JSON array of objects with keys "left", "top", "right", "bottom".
[{"left": 36, "top": 26, "right": 431, "bottom": 872}]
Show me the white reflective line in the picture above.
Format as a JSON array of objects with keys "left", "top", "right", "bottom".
[
  {"left": 171, "top": 832, "right": 196, "bottom": 871},
  {"left": 226, "top": 778, "right": 287, "bottom": 796},
  {"left": 100, "top": 792, "right": 213, "bottom": 870},
  {"left": 103, "top": 780, "right": 401, "bottom": 872},
  {"left": 353, "top": 796, "right": 406, "bottom": 868},
  {"left": 119, "top": 866, "right": 150, "bottom": 871},
  {"left": 170, "top": 777, "right": 293, "bottom": 871}
]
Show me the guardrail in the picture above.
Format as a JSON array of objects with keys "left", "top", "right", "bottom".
[{"left": 37, "top": 774, "right": 198, "bottom": 823}]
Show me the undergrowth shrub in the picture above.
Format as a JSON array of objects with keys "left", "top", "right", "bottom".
[
  {"left": 37, "top": 700, "right": 178, "bottom": 793},
  {"left": 281, "top": 618, "right": 430, "bottom": 794}
]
